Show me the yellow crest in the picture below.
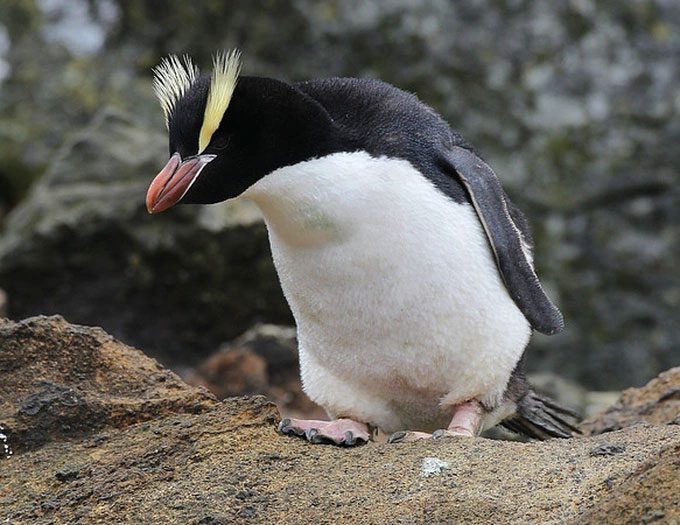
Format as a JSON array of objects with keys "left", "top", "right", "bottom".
[
  {"left": 198, "top": 50, "right": 242, "bottom": 154},
  {"left": 153, "top": 50, "right": 242, "bottom": 153},
  {"left": 152, "top": 54, "right": 199, "bottom": 129}
]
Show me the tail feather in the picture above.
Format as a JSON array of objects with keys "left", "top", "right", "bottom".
[{"left": 502, "top": 390, "right": 581, "bottom": 440}]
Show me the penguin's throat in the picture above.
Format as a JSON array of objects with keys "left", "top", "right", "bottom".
[
  {"left": 245, "top": 192, "right": 345, "bottom": 248},
  {"left": 242, "top": 155, "right": 365, "bottom": 247}
]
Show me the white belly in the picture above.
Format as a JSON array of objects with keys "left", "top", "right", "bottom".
[{"left": 243, "top": 151, "right": 530, "bottom": 433}]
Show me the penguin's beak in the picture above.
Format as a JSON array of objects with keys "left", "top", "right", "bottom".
[{"left": 146, "top": 152, "right": 216, "bottom": 214}]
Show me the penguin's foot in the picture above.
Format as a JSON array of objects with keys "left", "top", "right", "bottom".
[
  {"left": 387, "top": 431, "right": 432, "bottom": 443},
  {"left": 278, "top": 418, "right": 370, "bottom": 446},
  {"left": 388, "top": 400, "right": 484, "bottom": 444},
  {"left": 432, "top": 428, "right": 474, "bottom": 439},
  {"left": 387, "top": 428, "right": 473, "bottom": 443},
  {"left": 437, "top": 399, "right": 484, "bottom": 438}
]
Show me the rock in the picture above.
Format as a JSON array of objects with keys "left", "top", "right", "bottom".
[
  {"left": 1, "top": 316, "right": 678, "bottom": 523},
  {"left": 185, "top": 324, "right": 325, "bottom": 421},
  {"left": 188, "top": 348, "right": 269, "bottom": 399},
  {"left": 0, "top": 109, "right": 292, "bottom": 365},
  {"left": 576, "top": 442, "right": 680, "bottom": 525},
  {"left": 7, "top": 419, "right": 680, "bottom": 525},
  {"left": 581, "top": 367, "right": 680, "bottom": 435},
  {"left": 589, "top": 443, "right": 626, "bottom": 457},
  {"left": 583, "top": 390, "right": 624, "bottom": 421},
  {"left": 0, "top": 315, "right": 216, "bottom": 453},
  {"left": 420, "top": 456, "right": 450, "bottom": 478}
]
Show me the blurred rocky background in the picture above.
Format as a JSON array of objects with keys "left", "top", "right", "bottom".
[{"left": 0, "top": 0, "right": 678, "bottom": 413}]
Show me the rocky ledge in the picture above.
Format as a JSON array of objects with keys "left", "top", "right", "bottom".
[{"left": 1, "top": 316, "right": 678, "bottom": 524}]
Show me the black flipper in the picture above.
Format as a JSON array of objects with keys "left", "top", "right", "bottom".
[
  {"left": 440, "top": 146, "right": 564, "bottom": 335},
  {"left": 502, "top": 390, "right": 581, "bottom": 440}
]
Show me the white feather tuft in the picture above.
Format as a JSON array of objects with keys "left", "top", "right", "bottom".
[{"left": 152, "top": 54, "right": 199, "bottom": 129}]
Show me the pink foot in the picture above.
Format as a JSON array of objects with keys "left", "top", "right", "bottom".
[
  {"left": 278, "top": 418, "right": 370, "bottom": 446},
  {"left": 434, "top": 399, "right": 484, "bottom": 439},
  {"left": 387, "top": 431, "right": 432, "bottom": 443},
  {"left": 387, "top": 401, "right": 485, "bottom": 444}
]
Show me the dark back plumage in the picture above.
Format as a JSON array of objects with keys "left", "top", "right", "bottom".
[{"left": 297, "top": 78, "right": 472, "bottom": 203}]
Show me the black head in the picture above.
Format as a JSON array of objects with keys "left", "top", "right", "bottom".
[{"left": 146, "top": 52, "right": 339, "bottom": 213}]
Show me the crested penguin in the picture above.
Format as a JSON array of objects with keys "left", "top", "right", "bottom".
[{"left": 146, "top": 51, "right": 578, "bottom": 445}]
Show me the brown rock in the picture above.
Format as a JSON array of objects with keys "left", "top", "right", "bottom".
[
  {"left": 187, "top": 349, "right": 269, "bottom": 398},
  {"left": 2, "top": 400, "right": 678, "bottom": 524},
  {"left": 1, "top": 317, "right": 678, "bottom": 524},
  {"left": 581, "top": 367, "right": 680, "bottom": 435},
  {"left": 0, "top": 315, "right": 216, "bottom": 453},
  {"left": 185, "top": 324, "right": 326, "bottom": 420},
  {"left": 576, "top": 439, "right": 680, "bottom": 525}
]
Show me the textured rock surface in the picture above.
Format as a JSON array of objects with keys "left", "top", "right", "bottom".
[
  {"left": 1, "top": 1, "right": 679, "bottom": 388},
  {"left": 577, "top": 441, "right": 679, "bottom": 525},
  {"left": 1, "top": 317, "right": 679, "bottom": 524},
  {"left": 0, "top": 315, "right": 216, "bottom": 453},
  {"left": 581, "top": 366, "right": 680, "bottom": 435},
  {"left": 3, "top": 403, "right": 678, "bottom": 524}
]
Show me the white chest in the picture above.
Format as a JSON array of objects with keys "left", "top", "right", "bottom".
[{"left": 243, "top": 152, "right": 530, "bottom": 431}]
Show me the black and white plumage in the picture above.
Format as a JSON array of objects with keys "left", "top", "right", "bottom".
[{"left": 146, "top": 52, "right": 577, "bottom": 444}]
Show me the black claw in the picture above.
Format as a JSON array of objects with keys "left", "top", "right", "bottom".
[
  {"left": 279, "top": 419, "right": 308, "bottom": 438},
  {"left": 432, "top": 429, "right": 446, "bottom": 441},
  {"left": 279, "top": 422, "right": 367, "bottom": 447},
  {"left": 307, "top": 428, "right": 340, "bottom": 445},
  {"left": 388, "top": 431, "right": 407, "bottom": 444}
]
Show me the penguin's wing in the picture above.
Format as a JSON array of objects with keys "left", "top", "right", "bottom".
[{"left": 440, "top": 145, "right": 564, "bottom": 335}]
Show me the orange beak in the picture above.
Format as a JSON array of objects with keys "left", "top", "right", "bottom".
[{"left": 146, "top": 152, "right": 215, "bottom": 214}]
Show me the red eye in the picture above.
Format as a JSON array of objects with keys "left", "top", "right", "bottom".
[{"left": 212, "top": 133, "right": 230, "bottom": 150}]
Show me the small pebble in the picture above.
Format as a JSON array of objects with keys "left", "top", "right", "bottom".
[
  {"left": 641, "top": 510, "right": 665, "bottom": 524},
  {"left": 420, "top": 457, "right": 449, "bottom": 477},
  {"left": 56, "top": 466, "right": 80, "bottom": 482},
  {"left": 589, "top": 443, "right": 625, "bottom": 457}
]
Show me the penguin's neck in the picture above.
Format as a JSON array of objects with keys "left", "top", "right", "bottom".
[
  {"left": 244, "top": 186, "right": 344, "bottom": 249},
  {"left": 243, "top": 150, "right": 405, "bottom": 248}
]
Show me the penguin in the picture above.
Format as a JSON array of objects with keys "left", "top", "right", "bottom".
[{"left": 146, "top": 51, "right": 578, "bottom": 445}]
